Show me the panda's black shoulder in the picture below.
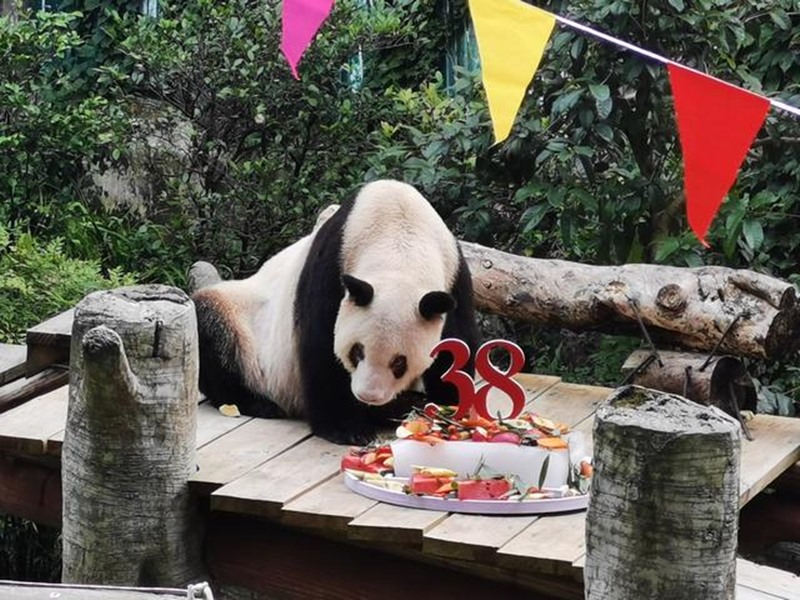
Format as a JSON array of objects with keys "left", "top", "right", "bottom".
[{"left": 294, "top": 198, "right": 356, "bottom": 325}]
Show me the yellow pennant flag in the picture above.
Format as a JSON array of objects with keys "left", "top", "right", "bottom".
[{"left": 469, "top": 0, "right": 556, "bottom": 144}]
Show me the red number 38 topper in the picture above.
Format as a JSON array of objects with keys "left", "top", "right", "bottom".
[{"left": 430, "top": 338, "right": 527, "bottom": 421}]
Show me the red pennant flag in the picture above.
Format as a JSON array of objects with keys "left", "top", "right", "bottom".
[
  {"left": 281, "top": 0, "right": 335, "bottom": 79},
  {"left": 667, "top": 63, "right": 770, "bottom": 246}
]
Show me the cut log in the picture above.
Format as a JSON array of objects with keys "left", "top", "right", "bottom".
[
  {"left": 461, "top": 242, "right": 799, "bottom": 360},
  {"left": 0, "top": 368, "right": 69, "bottom": 415},
  {"left": 61, "top": 285, "right": 203, "bottom": 587},
  {"left": 584, "top": 385, "right": 741, "bottom": 600},
  {"left": 620, "top": 349, "right": 757, "bottom": 413}
]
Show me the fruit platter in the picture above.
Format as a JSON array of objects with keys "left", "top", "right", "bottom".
[{"left": 341, "top": 403, "right": 593, "bottom": 515}]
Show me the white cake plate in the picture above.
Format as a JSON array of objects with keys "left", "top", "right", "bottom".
[{"left": 343, "top": 472, "right": 590, "bottom": 515}]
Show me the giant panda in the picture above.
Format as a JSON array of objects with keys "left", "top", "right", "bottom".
[{"left": 193, "top": 179, "right": 480, "bottom": 445}]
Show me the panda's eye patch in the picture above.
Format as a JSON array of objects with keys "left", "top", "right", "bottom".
[
  {"left": 349, "top": 343, "right": 364, "bottom": 367},
  {"left": 390, "top": 355, "right": 407, "bottom": 379}
]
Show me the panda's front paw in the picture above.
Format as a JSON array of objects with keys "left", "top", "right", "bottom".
[{"left": 312, "top": 422, "right": 377, "bottom": 446}]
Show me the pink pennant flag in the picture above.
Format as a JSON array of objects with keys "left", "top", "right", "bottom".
[
  {"left": 281, "top": 0, "right": 335, "bottom": 79},
  {"left": 667, "top": 63, "right": 770, "bottom": 246}
]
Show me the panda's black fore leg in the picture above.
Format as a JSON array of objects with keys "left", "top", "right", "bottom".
[{"left": 311, "top": 418, "right": 377, "bottom": 446}]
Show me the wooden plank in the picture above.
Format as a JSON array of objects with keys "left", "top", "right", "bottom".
[
  {"left": 413, "top": 381, "right": 602, "bottom": 568},
  {"left": 0, "top": 457, "right": 61, "bottom": 527},
  {"left": 736, "top": 558, "right": 800, "bottom": 600},
  {"left": 735, "top": 588, "right": 787, "bottom": 600},
  {"left": 0, "top": 343, "right": 27, "bottom": 385},
  {"left": 739, "top": 414, "right": 800, "bottom": 507},
  {"left": 527, "top": 381, "right": 611, "bottom": 427},
  {"left": 195, "top": 401, "right": 254, "bottom": 448},
  {"left": 25, "top": 308, "right": 74, "bottom": 376},
  {"left": 347, "top": 502, "right": 448, "bottom": 545},
  {"left": 423, "top": 513, "right": 538, "bottom": 562},
  {"left": 206, "top": 512, "right": 563, "bottom": 600},
  {"left": 516, "top": 373, "right": 562, "bottom": 397},
  {"left": 496, "top": 511, "right": 587, "bottom": 576},
  {"left": 0, "top": 385, "right": 69, "bottom": 455},
  {"left": 0, "top": 581, "right": 188, "bottom": 599},
  {"left": 191, "top": 417, "right": 311, "bottom": 496},
  {"left": 282, "top": 473, "right": 377, "bottom": 532},
  {"left": 211, "top": 435, "right": 343, "bottom": 519},
  {"left": 345, "top": 375, "right": 562, "bottom": 548},
  {"left": 0, "top": 367, "right": 70, "bottom": 416}
]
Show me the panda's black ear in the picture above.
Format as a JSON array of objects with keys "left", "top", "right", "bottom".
[
  {"left": 419, "top": 291, "right": 456, "bottom": 320},
  {"left": 342, "top": 274, "right": 374, "bottom": 307}
]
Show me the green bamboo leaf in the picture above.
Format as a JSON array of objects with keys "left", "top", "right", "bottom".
[{"left": 538, "top": 453, "right": 551, "bottom": 489}]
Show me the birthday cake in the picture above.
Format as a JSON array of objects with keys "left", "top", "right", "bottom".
[
  {"left": 341, "top": 403, "right": 592, "bottom": 503},
  {"left": 341, "top": 339, "right": 592, "bottom": 511}
]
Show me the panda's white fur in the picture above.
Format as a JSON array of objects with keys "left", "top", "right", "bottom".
[{"left": 193, "top": 179, "right": 479, "bottom": 444}]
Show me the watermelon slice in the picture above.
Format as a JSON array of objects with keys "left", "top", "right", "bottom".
[
  {"left": 457, "top": 478, "right": 512, "bottom": 500},
  {"left": 408, "top": 473, "right": 455, "bottom": 496}
]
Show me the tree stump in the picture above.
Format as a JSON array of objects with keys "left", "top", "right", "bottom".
[
  {"left": 584, "top": 385, "right": 741, "bottom": 600},
  {"left": 62, "top": 285, "right": 202, "bottom": 587}
]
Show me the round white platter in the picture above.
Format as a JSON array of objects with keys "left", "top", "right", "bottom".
[{"left": 343, "top": 472, "right": 589, "bottom": 515}]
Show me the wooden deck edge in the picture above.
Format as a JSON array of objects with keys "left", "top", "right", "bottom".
[
  {"left": 0, "top": 454, "right": 62, "bottom": 527},
  {"left": 205, "top": 512, "right": 580, "bottom": 600},
  {"left": 0, "top": 343, "right": 28, "bottom": 386}
]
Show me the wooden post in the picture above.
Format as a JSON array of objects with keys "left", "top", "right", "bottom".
[
  {"left": 584, "top": 385, "right": 741, "bottom": 600},
  {"left": 62, "top": 285, "right": 203, "bottom": 587}
]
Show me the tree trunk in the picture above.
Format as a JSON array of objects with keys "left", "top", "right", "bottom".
[
  {"left": 584, "top": 385, "right": 741, "bottom": 600},
  {"left": 461, "top": 242, "right": 799, "bottom": 360},
  {"left": 62, "top": 285, "right": 203, "bottom": 587}
]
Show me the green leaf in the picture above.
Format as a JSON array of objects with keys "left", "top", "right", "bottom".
[
  {"left": 551, "top": 89, "right": 582, "bottom": 118},
  {"left": 595, "top": 122, "right": 614, "bottom": 143},
  {"left": 588, "top": 83, "right": 610, "bottom": 102},
  {"left": 769, "top": 9, "right": 791, "bottom": 30},
  {"left": 595, "top": 95, "right": 613, "bottom": 120},
  {"left": 521, "top": 203, "right": 550, "bottom": 234},
  {"left": 538, "top": 453, "right": 551, "bottom": 490},
  {"left": 742, "top": 220, "right": 764, "bottom": 251},
  {"left": 667, "top": 0, "right": 685, "bottom": 11}
]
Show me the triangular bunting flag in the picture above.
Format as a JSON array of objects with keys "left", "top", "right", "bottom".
[
  {"left": 667, "top": 63, "right": 770, "bottom": 246},
  {"left": 469, "top": 0, "right": 555, "bottom": 144},
  {"left": 281, "top": 0, "right": 335, "bottom": 79}
]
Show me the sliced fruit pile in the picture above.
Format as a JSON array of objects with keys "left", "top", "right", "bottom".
[
  {"left": 340, "top": 403, "right": 593, "bottom": 501},
  {"left": 394, "top": 403, "right": 570, "bottom": 449}
]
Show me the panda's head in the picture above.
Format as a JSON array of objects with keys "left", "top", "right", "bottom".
[{"left": 334, "top": 274, "right": 455, "bottom": 407}]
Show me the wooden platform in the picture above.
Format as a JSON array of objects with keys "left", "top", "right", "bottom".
[{"left": 0, "top": 346, "right": 799, "bottom": 598}]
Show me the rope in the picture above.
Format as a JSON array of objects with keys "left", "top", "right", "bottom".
[{"left": 552, "top": 13, "right": 800, "bottom": 119}]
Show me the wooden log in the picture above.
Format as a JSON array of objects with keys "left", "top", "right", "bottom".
[
  {"left": 461, "top": 242, "right": 799, "bottom": 360},
  {"left": 620, "top": 349, "right": 757, "bottom": 412},
  {"left": 0, "top": 368, "right": 69, "bottom": 415},
  {"left": 61, "top": 285, "right": 203, "bottom": 587},
  {"left": 584, "top": 385, "right": 741, "bottom": 600}
]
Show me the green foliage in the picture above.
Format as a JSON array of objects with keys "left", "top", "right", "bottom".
[
  {"left": 96, "top": 0, "right": 448, "bottom": 275},
  {"left": 0, "top": 9, "right": 130, "bottom": 233},
  {"left": 0, "top": 226, "right": 134, "bottom": 344},
  {"left": 0, "top": 516, "right": 60, "bottom": 582}
]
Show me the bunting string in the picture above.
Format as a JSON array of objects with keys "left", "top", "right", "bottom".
[
  {"left": 552, "top": 12, "right": 800, "bottom": 119},
  {"left": 280, "top": 0, "right": 800, "bottom": 245}
]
